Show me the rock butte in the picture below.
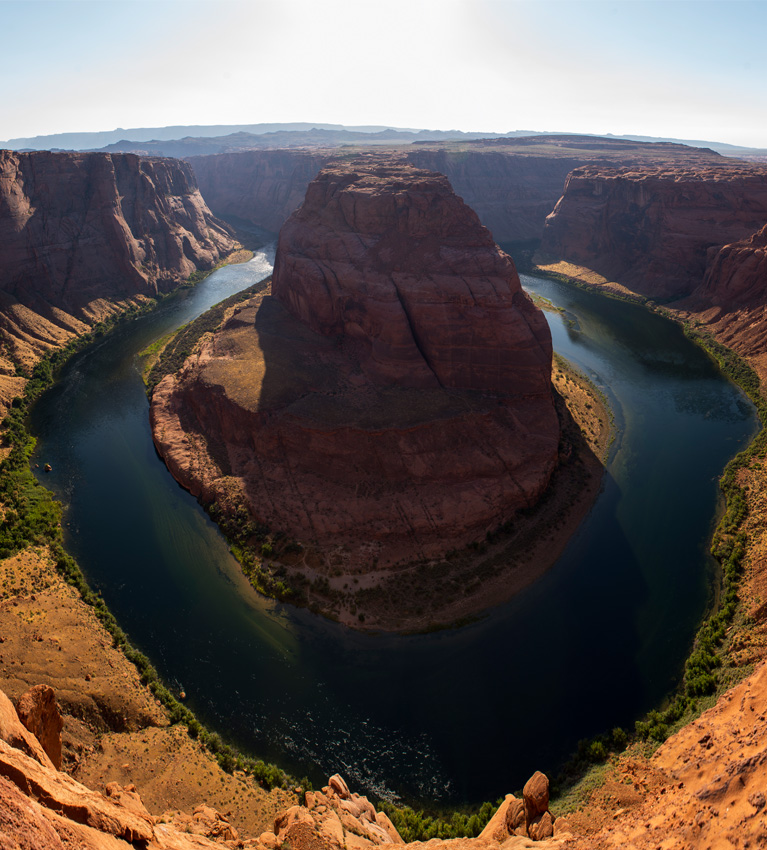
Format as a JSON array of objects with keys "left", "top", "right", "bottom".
[{"left": 151, "top": 159, "right": 560, "bottom": 569}]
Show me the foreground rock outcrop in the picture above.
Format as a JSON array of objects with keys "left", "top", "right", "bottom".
[
  {"left": 0, "top": 683, "right": 566, "bottom": 850},
  {"left": 0, "top": 149, "right": 237, "bottom": 413},
  {"left": 152, "top": 158, "right": 559, "bottom": 584},
  {"left": 263, "top": 772, "right": 567, "bottom": 849}
]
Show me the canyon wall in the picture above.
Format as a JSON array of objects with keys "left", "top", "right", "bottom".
[
  {"left": 152, "top": 159, "right": 560, "bottom": 574},
  {"left": 0, "top": 149, "right": 237, "bottom": 409},
  {"left": 189, "top": 149, "right": 335, "bottom": 233},
  {"left": 540, "top": 163, "right": 767, "bottom": 300},
  {"left": 697, "top": 222, "right": 767, "bottom": 309},
  {"left": 190, "top": 137, "right": 722, "bottom": 245}
]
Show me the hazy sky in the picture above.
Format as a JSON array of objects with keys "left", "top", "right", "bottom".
[{"left": 3, "top": 0, "right": 766, "bottom": 147}]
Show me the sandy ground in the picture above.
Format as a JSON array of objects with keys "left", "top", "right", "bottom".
[
  {"left": 562, "top": 659, "right": 767, "bottom": 850},
  {"left": 75, "top": 724, "right": 294, "bottom": 836},
  {"left": 534, "top": 261, "right": 648, "bottom": 303},
  {"left": 0, "top": 545, "right": 295, "bottom": 838}
]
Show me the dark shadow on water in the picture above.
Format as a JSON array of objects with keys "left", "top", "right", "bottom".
[{"left": 26, "top": 264, "right": 758, "bottom": 804}]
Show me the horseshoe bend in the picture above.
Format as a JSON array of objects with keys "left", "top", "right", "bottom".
[{"left": 149, "top": 158, "right": 603, "bottom": 627}]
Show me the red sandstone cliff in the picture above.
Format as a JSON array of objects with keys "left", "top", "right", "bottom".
[
  {"left": 152, "top": 159, "right": 560, "bottom": 574},
  {"left": 189, "top": 149, "right": 335, "bottom": 234},
  {"left": 189, "top": 137, "right": 722, "bottom": 245},
  {"left": 0, "top": 149, "right": 237, "bottom": 410},
  {"left": 271, "top": 160, "right": 553, "bottom": 394},
  {"left": 697, "top": 222, "right": 767, "bottom": 309},
  {"left": 539, "top": 163, "right": 767, "bottom": 300}
]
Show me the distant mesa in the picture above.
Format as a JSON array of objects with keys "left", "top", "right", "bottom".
[{"left": 151, "top": 156, "right": 561, "bottom": 571}]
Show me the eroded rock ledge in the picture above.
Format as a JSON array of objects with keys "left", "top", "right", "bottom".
[{"left": 151, "top": 158, "right": 560, "bottom": 576}]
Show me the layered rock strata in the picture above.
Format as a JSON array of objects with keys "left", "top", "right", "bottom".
[
  {"left": 0, "top": 149, "right": 237, "bottom": 411},
  {"left": 152, "top": 160, "right": 560, "bottom": 571},
  {"left": 675, "top": 223, "right": 767, "bottom": 377},
  {"left": 189, "top": 136, "right": 722, "bottom": 245},
  {"left": 540, "top": 163, "right": 767, "bottom": 300},
  {"left": 0, "top": 682, "right": 252, "bottom": 848}
]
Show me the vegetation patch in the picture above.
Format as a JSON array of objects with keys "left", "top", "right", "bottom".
[
  {"left": 378, "top": 798, "right": 502, "bottom": 842},
  {"left": 0, "top": 284, "right": 300, "bottom": 795},
  {"left": 145, "top": 275, "right": 272, "bottom": 392},
  {"left": 542, "top": 279, "right": 766, "bottom": 811}
]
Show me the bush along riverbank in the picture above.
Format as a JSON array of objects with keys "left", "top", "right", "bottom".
[
  {"left": 530, "top": 272, "right": 766, "bottom": 811},
  {"left": 0, "top": 300, "right": 300, "bottom": 795}
]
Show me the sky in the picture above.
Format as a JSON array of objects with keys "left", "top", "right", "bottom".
[{"left": 2, "top": 0, "right": 766, "bottom": 148}]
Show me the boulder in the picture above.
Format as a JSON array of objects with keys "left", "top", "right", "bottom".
[
  {"left": 328, "top": 773, "right": 351, "bottom": 800},
  {"left": 527, "top": 810, "right": 554, "bottom": 841},
  {"left": 375, "top": 809, "right": 405, "bottom": 844},
  {"left": 0, "top": 688, "right": 54, "bottom": 769},
  {"left": 505, "top": 797, "right": 526, "bottom": 832},
  {"left": 15, "top": 684, "right": 64, "bottom": 769},
  {"left": 523, "top": 770, "right": 550, "bottom": 824}
]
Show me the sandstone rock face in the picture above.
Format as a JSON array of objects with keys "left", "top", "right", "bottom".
[
  {"left": 0, "top": 687, "right": 55, "bottom": 770},
  {"left": 697, "top": 222, "right": 767, "bottom": 308},
  {"left": 15, "top": 684, "right": 64, "bottom": 769},
  {"left": 0, "top": 149, "right": 235, "bottom": 308},
  {"left": 283, "top": 775, "right": 406, "bottom": 849},
  {"left": 406, "top": 147, "right": 588, "bottom": 244},
  {"left": 0, "top": 684, "right": 240, "bottom": 848},
  {"left": 540, "top": 163, "right": 767, "bottom": 299},
  {"left": 0, "top": 149, "right": 236, "bottom": 413},
  {"left": 190, "top": 149, "right": 334, "bottom": 233},
  {"left": 674, "top": 223, "right": 767, "bottom": 375},
  {"left": 272, "top": 160, "right": 554, "bottom": 394},
  {"left": 189, "top": 137, "right": 722, "bottom": 245},
  {"left": 152, "top": 160, "right": 560, "bottom": 570}
]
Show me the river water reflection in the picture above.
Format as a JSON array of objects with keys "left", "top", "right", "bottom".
[{"left": 30, "top": 255, "right": 758, "bottom": 803}]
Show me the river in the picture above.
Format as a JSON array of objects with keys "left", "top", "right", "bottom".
[{"left": 29, "top": 250, "right": 757, "bottom": 804}]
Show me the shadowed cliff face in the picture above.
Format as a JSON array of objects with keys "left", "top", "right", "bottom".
[
  {"left": 189, "top": 149, "right": 335, "bottom": 234},
  {"left": 0, "top": 149, "right": 236, "bottom": 308},
  {"left": 698, "top": 223, "right": 767, "bottom": 309},
  {"left": 0, "top": 149, "right": 237, "bottom": 411},
  {"left": 672, "top": 223, "right": 767, "bottom": 375},
  {"left": 189, "top": 137, "right": 723, "bottom": 245},
  {"left": 152, "top": 158, "right": 560, "bottom": 572},
  {"left": 540, "top": 163, "right": 767, "bottom": 300}
]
